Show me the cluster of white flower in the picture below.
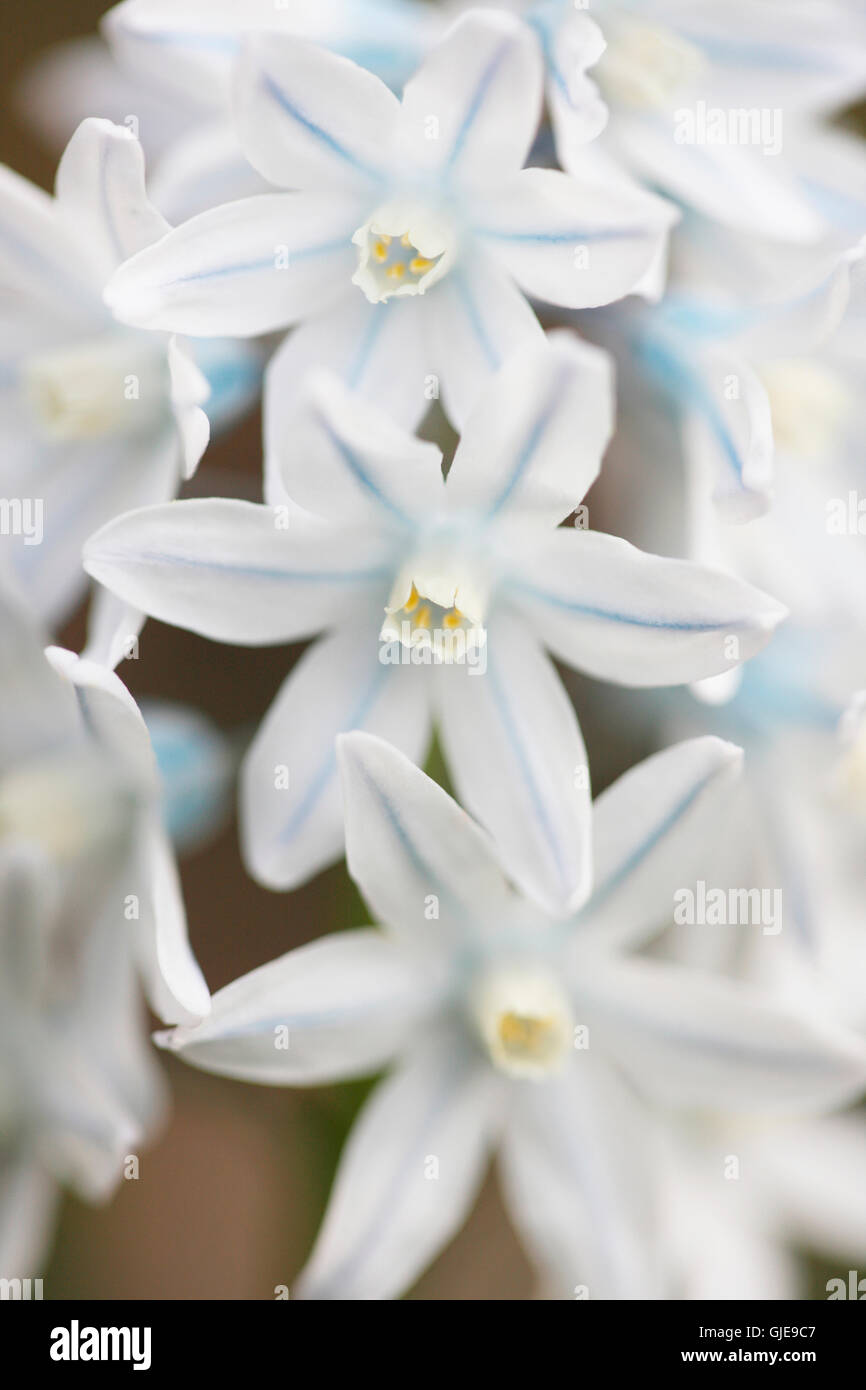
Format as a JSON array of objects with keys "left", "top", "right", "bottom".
[{"left": 2, "top": 0, "right": 866, "bottom": 1300}]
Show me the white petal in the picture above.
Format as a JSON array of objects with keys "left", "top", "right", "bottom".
[
  {"left": 573, "top": 737, "right": 744, "bottom": 953},
  {"left": 680, "top": 345, "right": 774, "bottom": 522},
  {"left": 445, "top": 331, "right": 613, "bottom": 527},
  {"left": 83, "top": 588, "right": 144, "bottom": 671},
  {"left": 435, "top": 606, "right": 592, "bottom": 917},
  {"left": 235, "top": 34, "right": 398, "bottom": 192},
  {"left": 617, "top": 116, "right": 824, "bottom": 245},
  {"left": 55, "top": 118, "right": 170, "bottom": 280},
  {"left": 582, "top": 958, "right": 866, "bottom": 1114},
  {"left": 0, "top": 163, "right": 100, "bottom": 327},
  {"left": 338, "top": 731, "right": 518, "bottom": 947},
  {"left": 500, "top": 1055, "right": 660, "bottom": 1300},
  {"left": 45, "top": 646, "right": 155, "bottom": 786},
  {"left": 0, "top": 589, "right": 81, "bottom": 772},
  {"left": 0, "top": 1156, "right": 58, "bottom": 1276},
  {"left": 544, "top": 10, "right": 608, "bottom": 150},
  {"left": 424, "top": 247, "right": 544, "bottom": 432},
  {"left": 84, "top": 499, "right": 396, "bottom": 645},
  {"left": 474, "top": 167, "right": 677, "bottom": 309},
  {"left": 157, "top": 929, "right": 422, "bottom": 1085},
  {"left": 149, "top": 119, "right": 272, "bottom": 225},
  {"left": 135, "top": 823, "right": 210, "bottom": 1026},
  {"left": 295, "top": 1034, "right": 502, "bottom": 1299},
  {"left": 167, "top": 336, "right": 210, "bottom": 478},
  {"left": 507, "top": 528, "right": 788, "bottom": 687},
  {"left": 104, "top": 192, "right": 362, "bottom": 336},
  {"left": 264, "top": 290, "right": 432, "bottom": 491},
  {"left": 273, "top": 371, "right": 444, "bottom": 527},
  {"left": 4, "top": 425, "right": 180, "bottom": 633},
  {"left": 398, "top": 10, "right": 542, "bottom": 185},
  {"left": 241, "top": 618, "right": 432, "bottom": 890},
  {"left": 758, "top": 1113, "right": 866, "bottom": 1260}
]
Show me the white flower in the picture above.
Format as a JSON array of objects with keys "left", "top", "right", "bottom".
[
  {"left": 103, "top": 10, "right": 677, "bottom": 432},
  {"left": 84, "top": 336, "right": 786, "bottom": 911},
  {"left": 518, "top": 0, "right": 866, "bottom": 243},
  {"left": 579, "top": 224, "right": 864, "bottom": 525},
  {"left": 0, "top": 117, "right": 215, "bottom": 632},
  {"left": 157, "top": 730, "right": 866, "bottom": 1300},
  {"left": 0, "top": 587, "right": 209, "bottom": 1271},
  {"left": 661, "top": 1109, "right": 866, "bottom": 1299}
]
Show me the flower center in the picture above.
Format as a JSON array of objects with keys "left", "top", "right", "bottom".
[
  {"left": 473, "top": 965, "right": 573, "bottom": 1080},
  {"left": 595, "top": 19, "right": 705, "bottom": 109},
  {"left": 0, "top": 754, "right": 134, "bottom": 864},
  {"left": 352, "top": 199, "right": 455, "bottom": 304},
  {"left": 759, "top": 358, "right": 851, "bottom": 460},
  {"left": 23, "top": 332, "right": 169, "bottom": 441}
]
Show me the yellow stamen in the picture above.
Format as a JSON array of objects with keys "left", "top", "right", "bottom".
[
  {"left": 442, "top": 609, "right": 462, "bottom": 630},
  {"left": 498, "top": 1013, "right": 556, "bottom": 1057},
  {"left": 414, "top": 605, "right": 431, "bottom": 629},
  {"left": 403, "top": 584, "right": 420, "bottom": 614},
  {"left": 373, "top": 239, "right": 389, "bottom": 263},
  {"left": 410, "top": 257, "right": 434, "bottom": 276},
  {"left": 386, "top": 263, "right": 405, "bottom": 280}
]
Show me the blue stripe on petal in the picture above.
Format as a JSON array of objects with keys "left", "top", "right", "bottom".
[
  {"left": 260, "top": 71, "right": 385, "bottom": 184},
  {"left": 447, "top": 34, "right": 514, "bottom": 170},
  {"left": 275, "top": 661, "right": 391, "bottom": 847},
  {"left": 511, "top": 577, "right": 736, "bottom": 632}
]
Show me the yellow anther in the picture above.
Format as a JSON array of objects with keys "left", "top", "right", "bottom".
[
  {"left": 442, "top": 609, "right": 462, "bottom": 630},
  {"left": 373, "top": 240, "right": 389, "bottom": 263},
  {"left": 414, "top": 605, "right": 432, "bottom": 629},
  {"left": 403, "top": 584, "right": 420, "bottom": 614},
  {"left": 386, "top": 263, "right": 406, "bottom": 280},
  {"left": 498, "top": 1013, "right": 556, "bottom": 1057},
  {"left": 410, "top": 257, "right": 434, "bottom": 276}
]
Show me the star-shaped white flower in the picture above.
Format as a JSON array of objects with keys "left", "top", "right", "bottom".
[
  {"left": 510, "top": 0, "right": 866, "bottom": 243},
  {"left": 103, "top": 10, "right": 677, "bottom": 432},
  {"left": 157, "top": 730, "right": 866, "bottom": 1300},
  {"left": 0, "top": 117, "right": 216, "bottom": 633},
  {"left": 0, "top": 586, "right": 209, "bottom": 1274},
  {"left": 85, "top": 335, "right": 787, "bottom": 911}
]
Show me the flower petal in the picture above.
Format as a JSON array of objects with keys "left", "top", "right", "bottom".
[
  {"left": 273, "top": 371, "right": 444, "bottom": 528},
  {"left": 474, "top": 167, "right": 677, "bottom": 309},
  {"left": 507, "top": 528, "right": 787, "bottom": 687},
  {"left": 104, "top": 191, "right": 361, "bottom": 336},
  {"left": 135, "top": 823, "right": 211, "bottom": 1026},
  {"left": 398, "top": 10, "right": 542, "bottom": 185},
  {"left": 295, "top": 1033, "right": 502, "bottom": 1300},
  {"left": 445, "top": 331, "right": 613, "bottom": 527},
  {"left": 617, "top": 116, "right": 824, "bottom": 245},
  {"left": 235, "top": 33, "right": 399, "bottom": 192},
  {"left": 583, "top": 958, "right": 866, "bottom": 1113},
  {"left": 0, "top": 164, "right": 100, "bottom": 326},
  {"left": 84, "top": 498, "right": 395, "bottom": 645},
  {"left": 0, "top": 589, "right": 81, "bottom": 773},
  {"left": 157, "top": 929, "right": 423, "bottom": 1085},
  {"left": 423, "top": 246, "right": 544, "bottom": 431},
  {"left": 499, "top": 1054, "right": 659, "bottom": 1300},
  {"left": 55, "top": 118, "right": 170, "bottom": 280},
  {"left": 573, "top": 736, "right": 744, "bottom": 953},
  {"left": 167, "top": 336, "right": 210, "bottom": 479},
  {"left": 435, "top": 606, "right": 592, "bottom": 917},
  {"left": 264, "top": 290, "right": 432, "bottom": 491},
  {"left": 0, "top": 1155, "right": 58, "bottom": 1276},
  {"left": 338, "top": 731, "right": 519, "bottom": 947},
  {"left": 241, "top": 618, "right": 432, "bottom": 890}
]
